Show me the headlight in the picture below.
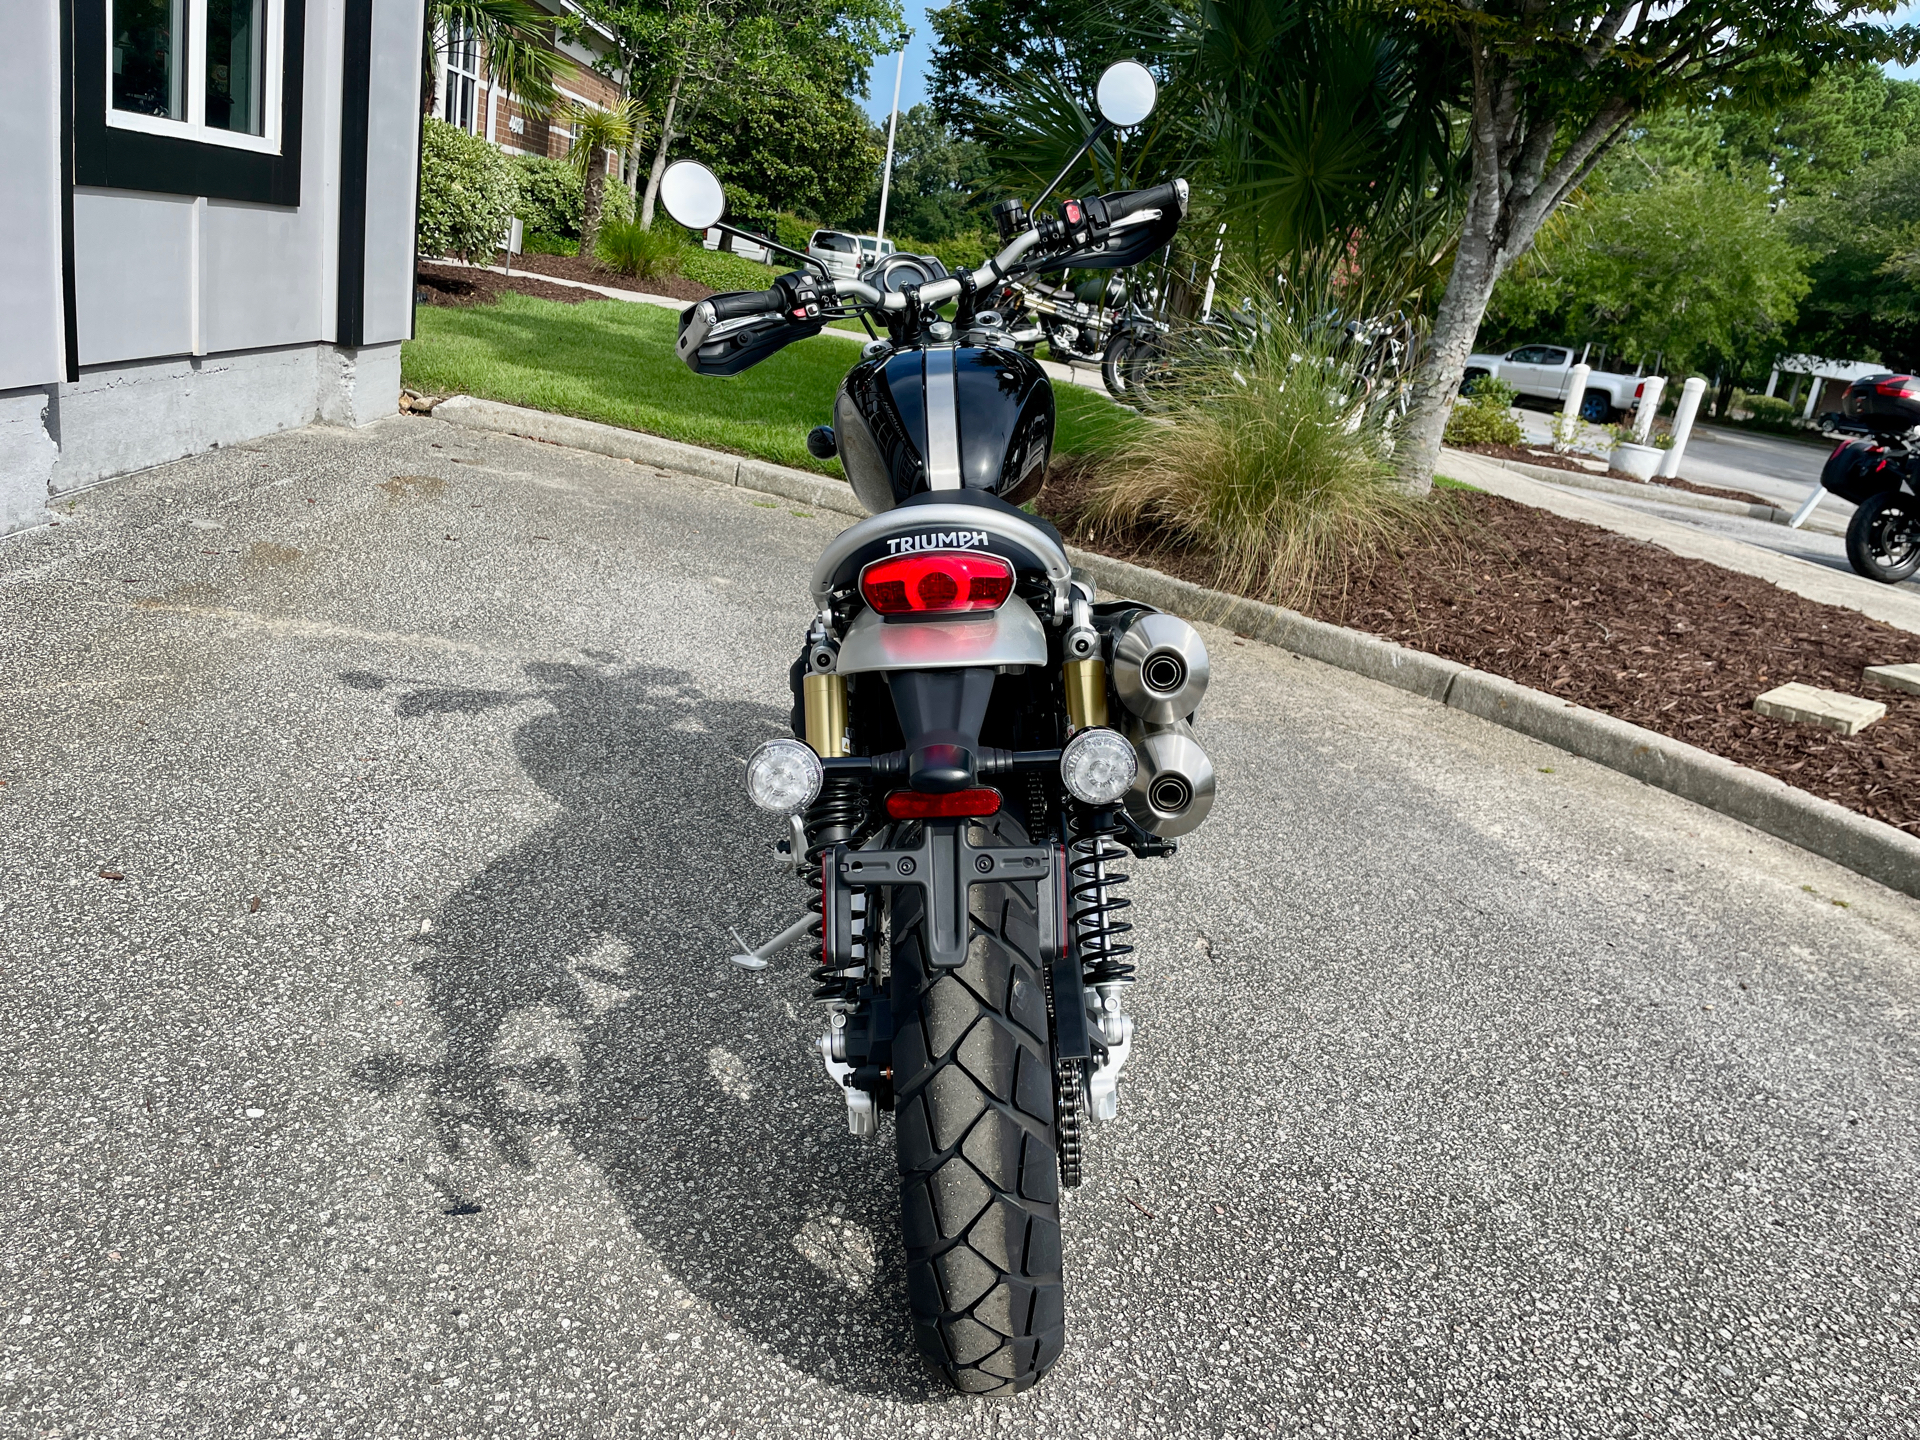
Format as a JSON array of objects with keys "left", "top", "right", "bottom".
[
  {"left": 1060, "top": 727, "right": 1137, "bottom": 805},
  {"left": 746, "top": 738, "right": 823, "bottom": 813}
]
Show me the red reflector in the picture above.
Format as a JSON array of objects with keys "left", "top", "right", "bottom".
[
  {"left": 884, "top": 787, "right": 1003, "bottom": 819},
  {"left": 860, "top": 551, "right": 1015, "bottom": 616},
  {"left": 1875, "top": 375, "right": 1918, "bottom": 399}
]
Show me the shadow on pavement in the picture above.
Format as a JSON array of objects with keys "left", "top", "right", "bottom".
[{"left": 347, "top": 660, "right": 942, "bottom": 1403}]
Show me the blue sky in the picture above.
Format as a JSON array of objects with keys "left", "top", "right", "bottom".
[{"left": 862, "top": 0, "right": 1920, "bottom": 121}]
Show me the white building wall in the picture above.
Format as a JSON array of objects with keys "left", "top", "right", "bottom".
[{"left": 1, "top": 0, "right": 424, "bottom": 532}]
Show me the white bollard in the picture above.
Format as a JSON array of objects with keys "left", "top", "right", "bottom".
[
  {"left": 1631, "top": 375, "right": 1666, "bottom": 443},
  {"left": 1556, "top": 363, "right": 1591, "bottom": 449},
  {"left": 1657, "top": 377, "right": 1707, "bottom": 478}
]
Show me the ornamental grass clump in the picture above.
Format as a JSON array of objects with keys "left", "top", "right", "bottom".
[
  {"left": 598, "top": 220, "right": 682, "bottom": 281},
  {"left": 1081, "top": 305, "right": 1438, "bottom": 611}
]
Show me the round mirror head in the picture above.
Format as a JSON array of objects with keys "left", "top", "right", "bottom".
[
  {"left": 1096, "top": 60, "right": 1157, "bottom": 128},
  {"left": 659, "top": 160, "right": 726, "bottom": 231}
]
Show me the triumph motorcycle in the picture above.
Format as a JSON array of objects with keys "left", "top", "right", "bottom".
[
  {"left": 1789, "top": 371, "right": 1920, "bottom": 584},
  {"left": 659, "top": 62, "right": 1218, "bottom": 1394}
]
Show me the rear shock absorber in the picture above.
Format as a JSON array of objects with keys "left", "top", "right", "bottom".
[
  {"left": 805, "top": 776, "right": 869, "bottom": 1003},
  {"left": 1067, "top": 802, "right": 1134, "bottom": 989}
]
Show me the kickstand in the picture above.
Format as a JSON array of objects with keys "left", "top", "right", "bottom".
[{"left": 727, "top": 911, "right": 817, "bottom": 970}]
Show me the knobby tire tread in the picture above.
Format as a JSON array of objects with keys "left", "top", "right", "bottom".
[{"left": 890, "top": 813, "right": 1066, "bottom": 1395}]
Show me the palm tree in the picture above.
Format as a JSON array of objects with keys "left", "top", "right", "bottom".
[
  {"left": 422, "top": 0, "right": 562, "bottom": 120},
  {"left": 568, "top": 98, "right": 646, "bottom": 258}
]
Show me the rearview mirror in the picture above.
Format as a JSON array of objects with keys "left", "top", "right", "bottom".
[
  {"left": 1096, "top": 61, "right": 1157, "bottom": 129},
  {"left": 660, "top": 160, "right": 726, "bottom": 231}
]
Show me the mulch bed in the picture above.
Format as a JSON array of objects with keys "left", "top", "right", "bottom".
[
  {"left": 489, "top": 250, "right": 717, "bottom": 304},
  {"left": 1456, "top": 441, "right": 1772, "bottom": 508},
  {"left": 1039, "top": 467, "right": 1920, "bottom": 835},
  {"left": 416, "top": 262, "right": 590, "bottom": 308}
]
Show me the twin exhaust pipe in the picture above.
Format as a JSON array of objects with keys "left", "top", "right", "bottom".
[{"left": 1072, "top": 611, "right": 1216, "bottom": 838}]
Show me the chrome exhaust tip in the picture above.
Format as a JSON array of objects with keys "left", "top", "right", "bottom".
[
  {"left": 1124, "top": 721, "right": 1216, "bottom": 838},
  {"left": 1113, "top": 612, "right": 1210, "bottom": 723}
]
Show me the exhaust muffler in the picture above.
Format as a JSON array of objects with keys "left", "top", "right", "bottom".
[
  {"left": 1123, "top": 719, "right": 1216, "bottom": 838},
  {"left": 1112, "top": 612, "right": 1209, "bottom": 723}
]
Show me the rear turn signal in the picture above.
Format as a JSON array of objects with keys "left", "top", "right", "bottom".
[
  {"left": 884, "top": 788, "right": 1003, "bottom": 819},
  {"left": 860, "top": 552, "right": 1014, "bottom": 616}
]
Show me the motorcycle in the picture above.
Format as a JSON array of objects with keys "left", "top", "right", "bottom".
[
  {"left": 1788, "top": 373, "right": 1920, "bottom": 584},
  {"left": 658, "top": 61, "right": 1217, "bottom": 1395}
]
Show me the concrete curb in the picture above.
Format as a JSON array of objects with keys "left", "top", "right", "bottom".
[
  {"left": 1448, "top": 447, "right": 1848, "bottom": 537},
  {"left": 433, "top": 396, "right": 1920, "bottom": 901}
]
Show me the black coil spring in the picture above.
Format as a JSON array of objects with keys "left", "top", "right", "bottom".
[
  {"left": 1068, "top": 804, "right": 1134, "bottom": 987},
  {"left": 805, "top": 776, "right": 869, "bottom": 1002}
]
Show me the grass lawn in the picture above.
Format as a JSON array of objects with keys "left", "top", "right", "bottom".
[{"left": 402, "top": 292, "right": 1141, "bottom": 476}]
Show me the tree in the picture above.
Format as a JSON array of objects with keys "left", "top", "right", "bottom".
[
  {"left": 1393, "top": 1, "right": 1917, "bottom": 494},
  {"left": 1785, "top": 143, "right": 1920, "bottom": 369},
  {"left": 422, "top": 0, "right": 562, "bottom": 118},
  {"left": 686, "top": 80, "right": 883, "bottom": 223},
  {"left": 568, "top": 98, "right": 646, "bottom": 255},
  {"left": 572, "top": 0, "right": 903, "bottom": 228},
  {"left": 1487, "top": 156, "right": 1810, "bottom": 378},
  {"left": 927, "top": 0, "right": 1167, "bottom": 132},
  {"left": 847, "top": 104, "right": 994, "bottom": 240}
]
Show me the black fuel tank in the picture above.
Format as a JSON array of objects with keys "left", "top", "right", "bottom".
[{"left": 832, "top": 344, "right": 1055, "bottom": 514}]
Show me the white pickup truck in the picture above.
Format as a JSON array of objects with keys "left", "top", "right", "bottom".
[{"left": 1462, "top": 343, "right": 1646, "bottom": 423}]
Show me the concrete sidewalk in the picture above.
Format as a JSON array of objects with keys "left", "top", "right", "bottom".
[{"left": 1440, "top": 447, "right": 1920, "bottom": 636}]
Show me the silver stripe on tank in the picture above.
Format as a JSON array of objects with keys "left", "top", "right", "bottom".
[{"left": 923, "top": 345, "right": 962, "bottom": 490}]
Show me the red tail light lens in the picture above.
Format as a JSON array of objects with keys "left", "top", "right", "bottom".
[
  {"left": 1875, "top": 375, "right": 1918, "bottom": 399},
  {"left": 884, "top": 787, "right": 1003, "bottom": 819},
  {"left": 860, "top": 552, "right": 1015, "bottom": 616}
]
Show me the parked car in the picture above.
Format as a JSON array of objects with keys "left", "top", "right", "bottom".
[
  {"left": 703, "top": 226, "right": 773, "bottom": 264},
  {"left": 806, "top": 229, "right": 895, "bottom": 282},
  {"left": 1817, "top": 409, "right": 1875, "bottom": 438},
  {"left": 1462, "top": 342, "right": 1645, "bottom": 422}
]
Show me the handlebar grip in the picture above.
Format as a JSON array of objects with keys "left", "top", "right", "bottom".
[
  {"left": 706, "top": 288, "right": 784, "bottom": 321},
  {"left": 1115, "top": 179, "right": 1188, "bottom": 221}
]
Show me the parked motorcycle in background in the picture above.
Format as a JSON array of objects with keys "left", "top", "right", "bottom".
[
  {"left": 660, "top": 61, "right": 1218, "bottom": 1395},
  {"left": 1789, "top": 373, "right": 1920, "bottom": 584}
]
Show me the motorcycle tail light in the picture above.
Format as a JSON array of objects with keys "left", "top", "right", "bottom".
[
  {"left": 884, "top": 787, "right": 1003, "bottom": 819},
  {"left": 1874, "top": 375, "right": 1917, "bottom": 399},
  {"left": 860, "top": 552, "right": 1014, "bottom": 616}
]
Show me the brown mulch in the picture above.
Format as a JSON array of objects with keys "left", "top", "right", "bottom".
[
  {"left": 1038, "top": 466, "right": 1920, "bottom": 834},
  {"left": 416, "top": 262, "right": 591, "bottom": 308},
  {"left": 490, "top": 249, "right": 717, "bottom": 304}
]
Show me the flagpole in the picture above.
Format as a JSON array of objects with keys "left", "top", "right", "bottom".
[{"left": 874, "top": 43, "right": 907, "bottom": 244}]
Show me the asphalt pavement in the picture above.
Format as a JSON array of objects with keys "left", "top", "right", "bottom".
[{"left": 4, "top": 417, "right": 1919, "bottom": 1438}]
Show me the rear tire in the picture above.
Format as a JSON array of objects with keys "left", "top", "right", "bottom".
[
  {"left": 1845, "top": 490, "right": 1920, "bottom": 583},
  {"left": 890, "top": 813, "right": 1066, "bottom": 1395},
  {"left": 1580, "top": 388, "right": 1615, "bottom": 423}
]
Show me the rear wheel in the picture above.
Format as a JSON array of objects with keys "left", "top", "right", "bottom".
[
  {"left": 890, "top": 812, "right": 1066, "bottom": 1395},
  {"left": 1845, "top": 489, "right": 1920, "bottom": 583},
  {"left": 1580, "top": 388, "right": 1615, "bottom": 423}
]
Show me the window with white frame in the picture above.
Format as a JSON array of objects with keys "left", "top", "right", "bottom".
[
  {"left": 110, "top": 0, "right": 280, "bottom": 150},
  {"left": 443, "top": 21, "right": 481, "bottom": 133}
]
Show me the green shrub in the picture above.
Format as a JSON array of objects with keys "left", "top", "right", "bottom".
[
  {"left": 598, "top": 219, "right": 683, "bottom": 280},
  {"left": 916, "top": 229, "right": 997, "bottom": 275},
  {"left": 1736, "top": 390, "right": 1799, "bottom": 426},
  {"left": 522, "top": 231, "right": 577, "bottom": 256},
  {"left": 776, "top": 214, "right": 817, "bottom": 253},
  {"left": 1444, "top": 377, "right": 1524, "bottom": 447},
  {"left": 511, "top": 156, "right": 633, "bottom": 239},
  {"left": 678, "top": 241, "right": 781, "bottom": 292},
  {"left": 1078, "top": 297, "right": 1434, "bottom": 609},
  {"left": 418, "top": 117, "right": 518, "bottom": 260}
]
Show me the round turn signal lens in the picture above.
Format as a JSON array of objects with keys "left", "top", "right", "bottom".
[
  {"left": 746, "top": 738, "right": 823, "bottom": 814},
  {"left": 1060, "top": 727, "right": 1137, "bottom": 806}
]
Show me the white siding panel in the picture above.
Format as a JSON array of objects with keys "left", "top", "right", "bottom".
[
  {"left": 0, "top": 6, "right": 66, "bottom": 389},
  {"left": 200, "top": 199, "right": 326, "bottom": 352},
  {"left": 360, "top": 0, "right": 425, "bottom": 345},
  {"left": 73, "top": 190, "right": 196, "bottom": 366}
]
